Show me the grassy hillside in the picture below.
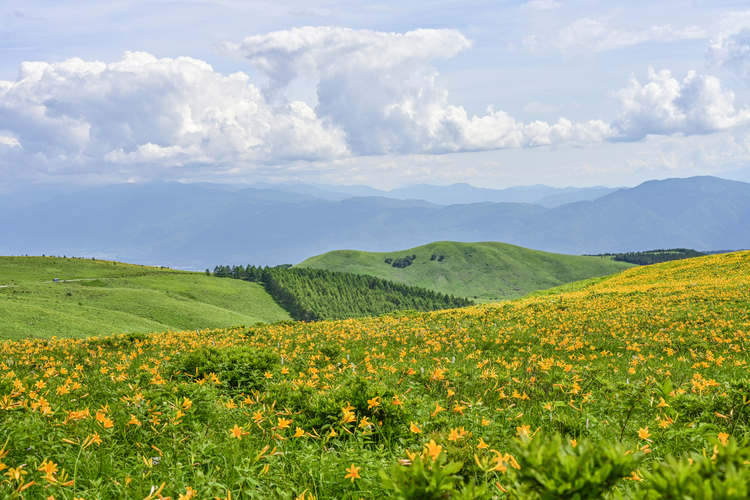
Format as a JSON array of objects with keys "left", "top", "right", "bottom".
[
  {"left": 297, "top": 241, "right": 635, "bottom": 301},
  {"left": 0, "top": 252, "right": 748, "bottom": 499},
  {"left": 0, "top": 256, "right": 290, "bottom": 340}
]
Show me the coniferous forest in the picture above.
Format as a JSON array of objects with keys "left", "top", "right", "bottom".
[
  {"left": 212, "top": 264, "right": 473, "bottom": 321},
  {"left": 592, "top": 248, "right": 706, "bottom": 266}
]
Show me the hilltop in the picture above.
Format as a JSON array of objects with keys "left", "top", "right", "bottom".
[
  {"left": 0, "top": 256, "right": 290, "bottom": 340},
  {"left": 297, "top": 241, "right": 635, "bottom": 301}
]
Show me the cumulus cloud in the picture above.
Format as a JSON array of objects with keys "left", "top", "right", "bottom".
[
  {"left": 524, "top": 18, "right": 707, "bottom": 54},
  {"left": 17, "top": 26, "right": 744, "bottom": 187},
  {"left": 0, "top": 51, "right": 348, "bottom": 177},
  {"left": 706, "top": 29, "right": 750, "bottom": 83},
  {"left": 0, "top": 26, "right": 622, "bottom": 186},
  {"left": 222, "top": 26, "right": 614, "bottom": 155},
  {"left": 611, "top": 67, "right": 750, "bottom": 140}
]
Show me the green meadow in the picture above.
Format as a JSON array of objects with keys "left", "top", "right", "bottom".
[
  {"left": 0, "top": 256, "right": 290, "bottom": 340},
  {"left": 297, "top": 241, "right": 635, "bottom": 301}
]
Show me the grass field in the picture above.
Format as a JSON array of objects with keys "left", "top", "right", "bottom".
[
  {"left": 297, "top": 241, "right": 636, "bottom": 301},
  {"left": 0, "top": 256, "right": 291, "bottom": 340},
  {"left": 0, "top": 251, "right": 748, "bottom": 499}
]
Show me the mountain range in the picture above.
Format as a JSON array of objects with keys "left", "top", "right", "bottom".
[{"left": 0, "top": 176, "right": 747, "bottom": 269}]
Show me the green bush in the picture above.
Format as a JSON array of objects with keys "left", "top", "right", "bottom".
[
  {"left": 634, "top": 436, "right": 750, "bottom": 499},
  {"left": 381, "top": 451, "right": 488, "bottom": 500},
  {"left": 170, "top": 345, "right": 278, "bottom": 392},
  {"left": 504, "top": 433, "right": 644, "bottom": 500}
]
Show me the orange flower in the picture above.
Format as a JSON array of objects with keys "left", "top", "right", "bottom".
[
  {"left": 344, "top": 464, "right": 361, "bottom": 482},
  {"left": 229, "top": 424, "right": 248, "bottom": 439},
  {"left": 431, "top": 404, "right": 446, "bottom": 417},
  {"left": 424, "top": 439, "right": 443, "bottom": 460},
  {"left": 409, "top": 422, "right": 422, "bottom": 434},
  {"left": 717, "top": 432, "right": 730, "bottom": 446}
]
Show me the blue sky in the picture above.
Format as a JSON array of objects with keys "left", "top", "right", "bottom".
[{"left": 1, "top": 0, "right": 750, "bottom": 191}]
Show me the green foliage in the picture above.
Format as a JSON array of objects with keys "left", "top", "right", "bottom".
[
  {"left": 381, "top": 452, "right": 488, "bottom": 500},
  {"left": 592, "top": 248, "right": 706, "bottom": 266},
  {"left": 390, "top": 254, "right": 418, "bottom": 268},
  {"left": 170, "top": 345, "right": 279, "bottom": 392},
  {"left": 213, "top": 264, "right": 473, "bottom": 321},
  {"left": 635, "top": 437, "right": 750, "bottom": 499},
  {"left": 505, "top": 433, "right": 644, "bottom": 500}
]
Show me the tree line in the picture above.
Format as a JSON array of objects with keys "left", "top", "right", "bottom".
[
  {"left": 212, "top": 264, "right": 473, "bottom": 321},
  {"left": 590, "top": 248, "right": 705, "bottom": 266}
]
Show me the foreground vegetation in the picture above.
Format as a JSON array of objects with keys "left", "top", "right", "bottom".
[
  {"left": 0, "top": 256, "right": 290, "bottom": 340},
  {"left": 0, "top": 251, "right": 749, "bottom": 499},
  {"left": 297, "top": 241, "right": 635, "bottom": 301},
  {"left": 213, "top": 265, "right": 473, "bottom": 321}
]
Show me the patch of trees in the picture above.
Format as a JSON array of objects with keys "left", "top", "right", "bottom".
[
  {"left": 591, "top": 249, "right": 705, "bottom": 266},
  {"left": 212, "top": 264, "right": 472, "bottom": 321},
  {"left": 384, "top": 254, "right": 417, "bottom": 268}
]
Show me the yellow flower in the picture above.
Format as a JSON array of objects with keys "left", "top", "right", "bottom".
[
  {"left": 341, "top": 407, "right": 356, "bottom": 425},
  {"left": 717, "top": 432, "right": 730, "bottom": 446},
  {"left": 516, "top": 425, "right": 531, "bottom": 438},
  {"left": 424, "top": 439, "right": 443, "bottom": 460},
  {"left": 367, "top": 397, "right": 381, "bottom": 410},
  {"left": 638, "top": 427, "right": 651, "bottom": 441},
  {"left": 293, "top": 427, "right": 305, "bottom": 438},
  {"left": 409, "top": 422, "right": 422, "bottom": 434},
  {"left": 276, "top": 418, "right": 292, "bottom": 430},
  {"left": 344, "top": 464, "right": 361, "bottom": 482},
  {"left": 179, "top": 486, "right": 197, "bottom": 500},
  {"left": 38, "top": 459, "right": 57, "bottom": 482},
  {"left": 229, "top": 424, "right": 247, "bottom": 439},
  {"left": 127, "top": 414, "right": 141, "bottom": 426},
  {"left": 358, "top": 416, "right": 372, "bottom": 429},
  {"left": 431, "top": 403, "right": 446, "bottom": 417},
  {"left": 448, "top": 428, "right": 462, "bottom": 441},
  {"left": 477, "top": 437, "right": 489, "bottom": 450}
]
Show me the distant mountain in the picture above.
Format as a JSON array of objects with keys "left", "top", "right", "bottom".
[
  {"left": 297, "top": 241, "right": 634, "bottom": 301},
  {"left": 533, "top": 187, "right": 620, "bottom": 208},
  {"left": 0, "top": 176, "right": 747, "bottom": 269},
  {"left": 246, "top": 181, "right": 616, "bottom": 206}
]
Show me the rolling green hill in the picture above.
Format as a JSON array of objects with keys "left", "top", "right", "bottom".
[
  {"left": 297, "top": 241, "right": 636, "bottom": 301},
  {"left": 0, "top": 256, "right": 291, "bottom": 340}
]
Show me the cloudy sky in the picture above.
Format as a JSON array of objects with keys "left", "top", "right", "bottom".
[{"left": 2, "top": 0, "right": 750, "bottom": 192}]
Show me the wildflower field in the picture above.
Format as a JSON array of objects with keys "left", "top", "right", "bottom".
[{"left": 1, "top": 251, "right": 749, "bottom": 499}]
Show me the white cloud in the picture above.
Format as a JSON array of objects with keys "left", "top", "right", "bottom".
[
  {"left": 222, "top": 26, "right": 614, "bottom": 155},
  {"left": 0, "top": 134, "right": 20, "bottom": 148},
  {"left": 706, "top": 28, "right": 750, "bottom": 83},
  {"left": 611, "top": 67, "right": 750, "bottom": 140},
  {"left": 525, "top": 18, "right": 707, "bottom": 54},
  {"left": 0, "top": 51, "right": 348, "bottom": 178}
]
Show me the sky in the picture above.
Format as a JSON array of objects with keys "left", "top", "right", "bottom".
[{"left": 1, "top": 0, "right": 750, "bottom": 192}]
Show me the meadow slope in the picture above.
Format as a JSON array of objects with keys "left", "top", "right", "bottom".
[
  {"left": 0, "top": 251, "right": 748, "bottom": 498},
  {"left": 0, "top": 256, "right": 291, "bottom": 339},
  {"left": 297, "top": 241, "right": 635, "bottom": 301}
]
